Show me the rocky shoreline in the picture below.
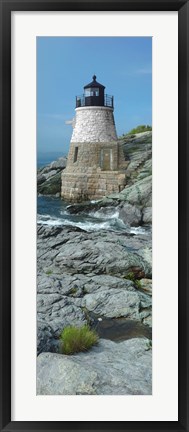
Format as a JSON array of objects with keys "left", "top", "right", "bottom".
[
  {"left": 37, "top": 338, "right": 152, "bottom": 395},
  {"left": 37, "top": 131, "right": 152, "bottom": 395}
]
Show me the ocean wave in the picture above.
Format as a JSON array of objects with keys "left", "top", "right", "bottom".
[
  {"left": 129, "top": 226, "right": 149, "bottom": 235},
  {"left": 37, "top": 215, "right": 64, "bottom": 226},
  {"left": 89, "top": 208, "right": 120, "bottom": 220},
  {"left": 60, "top": 210, "right": 69, "bottom": 216},
  {"left": 37, "top": 214, "right": 114, "bottom": 231},
  {"left": 62, "top": 219, "right": 112, "bottom": 231},
  {"left": 37, "top": 212, "right": 149, "bottom": 234}
]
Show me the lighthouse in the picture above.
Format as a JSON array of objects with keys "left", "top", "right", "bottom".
[{"left": 61, "top": 75, "right": 126, "bottom": 202}]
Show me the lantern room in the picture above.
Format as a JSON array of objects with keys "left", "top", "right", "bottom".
[{"left": 76, "top": 75, "right": 114, "bottom": 108}]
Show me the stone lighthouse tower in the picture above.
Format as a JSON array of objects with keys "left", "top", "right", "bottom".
[{"left": 61, "top": 75, "right": 126, "bottom": 201}]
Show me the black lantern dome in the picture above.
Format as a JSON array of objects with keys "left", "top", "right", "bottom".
[
  {"left": 84, "top": 75, "right": 105, "bottom": 89},
  {"left": 76, "top": 75, "right": 113, "bottom": 108}
]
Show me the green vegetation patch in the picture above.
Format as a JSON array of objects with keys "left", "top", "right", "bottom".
[
  {"left": 121, "top": 125, "right": 152, "bottom": 138},
  {"left": 60, "top": 325, "right": 99, "bottom": 355},
  {"left": 127, "top": 125, "right": 152, "bottom": 135},
  {"left": 70, "top": 287, "right": 78, "bottom": 295},
  {"left": 46, "top": 269, "right": 53, "bottom": 275},
  {"left": 124, "top": 271, "right": 142, "bottom": 289},
  {"left": 126, "top": 272, "right": 135, "bottom": 282},
  {"left": 135, "top": 279, "right": 142, "bottom": 289}
]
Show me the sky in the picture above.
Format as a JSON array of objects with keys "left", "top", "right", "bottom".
[{"left": 37, "top": 37, "right": 152, "bottom": 156}]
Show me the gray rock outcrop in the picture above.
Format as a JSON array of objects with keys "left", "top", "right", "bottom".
[
  {"left": 37, "top": 157, "right": 67, "bottom": 195},
  {"left": 37, "top": 338, "right": 152, "bottom": 395},
  {"left": 37, "top": 225, "right": 152, "bottom": 354}
]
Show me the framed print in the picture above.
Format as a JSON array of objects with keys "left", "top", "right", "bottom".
[{"left": 0, "top": 0, "right": 189, "bottom": 431}]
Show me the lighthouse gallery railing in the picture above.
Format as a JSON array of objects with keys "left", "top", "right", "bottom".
[{"left": 76, "top": 94, "right": 114, "bottom": 108}]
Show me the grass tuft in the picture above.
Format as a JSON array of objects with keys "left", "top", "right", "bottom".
[
  {"left": 124, "top": 272, "right": 142, "bottom": 289},
  {"left": 60, "top": 325, "right": 99, "bottom": 355},
  {"left": 126, "top": 272, "right": 135, "bottom": 282},
  {"left": 135, "top": 279, "right": 142, "bottom": 289}
]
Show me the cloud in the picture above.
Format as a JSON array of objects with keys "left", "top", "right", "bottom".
[
  {"left": 135, "top": 68, "right": 152, "bottom": 75},
  {"left": 117, "top": 68, "right": 152, "bottom": 77},
  {"left": 38, "top": 113, "right": 70, "bottom": 121}
]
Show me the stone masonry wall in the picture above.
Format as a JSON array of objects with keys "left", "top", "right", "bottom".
[
  {"left": 71, "top": 107, "right": 117, "bottom": 143},
  {"left": 61, "top": 170, "right": 126, "bottom": 202},
  {"left": 66, "top": 141, "right": 119, "bottom": 171}
]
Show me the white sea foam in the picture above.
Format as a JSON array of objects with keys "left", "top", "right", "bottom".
[
  {"left": 89, "top": 209, "right": 119, "bottom": 220},
  {"left": 37, "top": 214, "right": 113, "bottom": 231},
  {"left": 38, "top": 213, "right": 52, "bottom": 220},
  {"left": 60, "top": 210, "right": 69, "bottom": 216},
  {"left": 37, "top": 215, "right": 63, "bottom": 226},
  {"left": 62, "top": 219, "right": 111, "bottom": 231},
  {"left": 37, "top": 211, "right": 149, "bottom": 234},
  {"left": 129, "top": 226, "right": 148, "bottom": 235}
]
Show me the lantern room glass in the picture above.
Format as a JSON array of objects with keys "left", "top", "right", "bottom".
[{"left": 84, "top": 88, "right": 99, "bottom": 97}]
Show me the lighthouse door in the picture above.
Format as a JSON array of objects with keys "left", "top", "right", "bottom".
[{"left": 101, "top": 149, "right": 112, "bottom": 170}]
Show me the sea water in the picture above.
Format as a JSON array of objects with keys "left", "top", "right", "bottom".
[{"left": 37, "top": 195, "right": 150, "bottom": 234}]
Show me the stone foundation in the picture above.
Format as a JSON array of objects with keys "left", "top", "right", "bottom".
[{"left": 61, "top": 169, "right": 126, "bottom": 202}]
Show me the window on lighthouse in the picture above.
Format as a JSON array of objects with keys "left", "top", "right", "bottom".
[
  {"left": 85, "top": 88, "right": 99, "bottom": 97},
  {"left": 74, "top": 147, "right": 78, "bottom": 163},
  {"left": 91, "top": 88, "right": 99, "bottom": 96}
]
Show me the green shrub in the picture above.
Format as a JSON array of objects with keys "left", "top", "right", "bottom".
[{"left": 60, "top": 325, "right": 99, "bottom": 355}]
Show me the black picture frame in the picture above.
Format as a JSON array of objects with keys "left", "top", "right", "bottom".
[{"left": 0, "top": 0, "right": 188, "bottom": 431}]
